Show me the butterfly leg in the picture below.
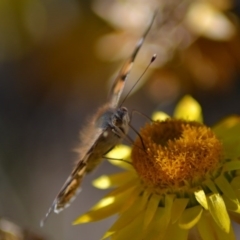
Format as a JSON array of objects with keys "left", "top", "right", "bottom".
[
  {"left": 102, "top": 145, "right": 132, "bottom": 165},
  {"left": 111, "top": 126, "right": 135, "bottom": 145},
  {"left": 128, "top": 123, "right": 146, "bottom": 152},
  {"left": 112, "top": 125, "right": 147, "bottom": 154},
  {"left": 103, "top": 155, "right": 132, "bottom": 165}
]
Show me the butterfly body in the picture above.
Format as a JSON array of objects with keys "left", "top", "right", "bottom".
[{"left": 79, "top": 105, "right": 130, "bottom": 175}]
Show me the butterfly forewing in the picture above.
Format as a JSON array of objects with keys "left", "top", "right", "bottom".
[
  {"left": 41, "top": 15, "right": 155, "bottom": 226},
  {"left": 108, "top": 21, "right": 153, "bottom": 108}
]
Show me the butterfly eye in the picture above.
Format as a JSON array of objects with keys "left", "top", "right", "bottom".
[{"left": 121, "top": 107, "right": 128, "bottom": 112}]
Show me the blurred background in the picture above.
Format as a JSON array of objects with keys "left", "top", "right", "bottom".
[{"left": 0, "top": 0, "right": 240, "bottom": 239}]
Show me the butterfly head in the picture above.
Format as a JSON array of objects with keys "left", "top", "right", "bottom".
[{"left": 112, "top": 107, "right": 129, "bottom": 135}]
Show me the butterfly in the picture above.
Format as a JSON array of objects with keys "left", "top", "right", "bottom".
[{"left": 41, "top": 15, "right": 155, "bottom": 226}]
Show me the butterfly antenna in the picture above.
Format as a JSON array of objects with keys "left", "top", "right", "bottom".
[{"left": 120, "top": 53, "right": 157, "bottom": 107}]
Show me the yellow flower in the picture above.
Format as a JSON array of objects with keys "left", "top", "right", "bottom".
[{"left": 74, "top": 95, "right": 240, "bottom": 240}]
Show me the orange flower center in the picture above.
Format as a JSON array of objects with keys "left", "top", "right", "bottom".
[{"left": 131, "top": 119, "right": 223, "bottom": 192}]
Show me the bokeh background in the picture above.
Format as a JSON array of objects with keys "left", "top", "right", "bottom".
[{"left": 1, "top": 0, "right": 240, "bottom": 239}]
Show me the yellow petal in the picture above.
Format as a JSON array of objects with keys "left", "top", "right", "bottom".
[
  {"left": 138, "top": 190, "right": 153, "bottom": 212},
  {"left": 204, "top": 179, "right": 219, "bottom": 193},
  {"left": 152, "top": 111, "right": 170, "bottom": 121},
  {"left": 223, "top": 161, "right": 240, "bottom": 172},
  {"left": 212, "top": 116, "right": 240, "bottom": 159},
  {"left": 179, "top": 205, "right": 203, "bottom": 229},
  {"left": 143, "top": 194, "right": 174, "bottom": 240},
  {"left": 215, "top": 175, "right": 239, "bottom": 208},
  {"left": 119, "top": 184, "right": 143, "bottom": 213},
  {"left": 197, "top": 211, "right": 216, "bottom": 240},
  {"left": 143, "top": 207, "right": 168, "bottom": 240},
  {"left": 211, "top": 214, "right": 236, "bottom": 240},
  {"left": 194, "top": 188, "right": 208, "bottom": 210},
  {"left": 110, "top": 211, "right": 145, "bottom": 240},
  {"left": 198, "top": 210, "right": 235, "bottom": 240},
  {"left": 102, "top": 209, "right": 144, "bottom": 239},
  {"left": 73, "top": 198, "right": 120, "bottom": 224},
  {"left": 206, "top": 193, "right": 230, "bottom": 232},
  {"left": 92, "top": 171, "right": 135, "bottom": 189},
  {"left": 165, "top": 194, "right": 175, "bottom": 221},
  {"left": 231, "top": 177, "right": 240, "bottom": 204},
  {"left": 102, "top": 209, "right": 143, "bottom": 239},
  {"left": 165, "top": 221, "right": 188, "bottom": 240},
  {"left": 143, "top": 194, "right": 161, "bottom": 229},
  {"left": 222, "top": 195, "right": 240, "bottom": 213},
  {"left": 173, "top": 95, "right": 203, "bottom": 122},
  {"left": 107, "top": 144, "right": 131, "bottom": 159},
  {"left": 171, "top": 198, "right": 189, "bottom": 223},
  {"left": 230, "top": 176, "right": 240, "bottom": 190},
  {"left": 73, "top": 181, "right": 136, "bottom": 224},
  {"left": 102, "top": 189, "right": 151, "bottom": 239},
  {"left": 91, "top": 179, "right": 137, "bottom": 211},
  {"left": 107, "top": 145, "right": 133, "bottom": 170}
]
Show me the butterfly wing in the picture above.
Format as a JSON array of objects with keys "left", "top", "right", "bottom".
[
  {"left": 108, "top": 14, "right": 155, "bottom": 108},
  {"left": 41, "top": 109, "right": 125, "bottom": 226},
  {"left": 40, "top": 126, "right": 106, "bottom": 226}
]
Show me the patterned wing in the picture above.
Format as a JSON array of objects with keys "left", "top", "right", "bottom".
[
  {"left": 108, "top": 14, "right": 155, "bottom": 108},
  {"left": 40, "top": 129, "right": 103, "bottom": 226}
]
